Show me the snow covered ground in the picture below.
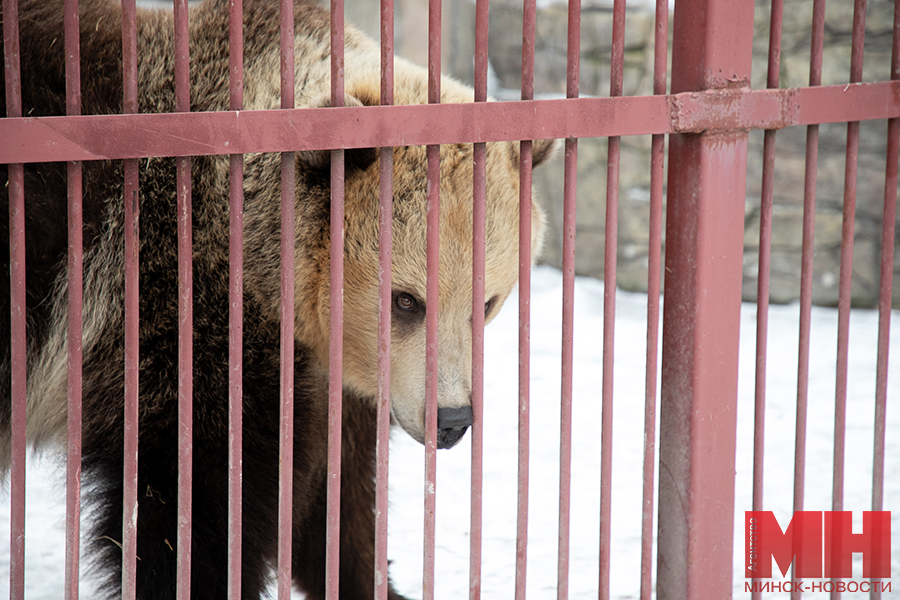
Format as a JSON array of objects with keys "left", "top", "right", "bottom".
[{"left": 2, "top": 265, "right": 898, "bottom": 599}]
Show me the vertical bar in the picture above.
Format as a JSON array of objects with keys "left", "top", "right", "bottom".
[
  {"left": 374, "top": 2, "right": 393, "bottom": 599},
  {"left": 469, "top": 167, "right": 486, "bottom": 590},
  {"left": 173, "top": 0, "right": 192, "bottom": 596},
  {"left": 121, "top": 178, "right": 140, "bottom": 595},
  {"left": 326, "top": 2, "right": 344, "bottom": 600},
  {"left": 557, "top": 2, "right": 580, "bottom": 599},
  {"left": 6, "top": 163, "right": 25, "bottom": 600},
  {"left": 424, "top": 1, "right": 440, "bottom": 600},
  {"left": 120, "top": 0, "right": 140, "bottom": 596},
  {"left": 750, "top": 2, "right": 783, "bottom": 598},
  {"left": 277, "top": 155, "right": 296, "bottom": 600},
  {"left": 470, "top": 2, "right": 489, "bottom": 600},
  {"left": 423, "top": 142, "right": 440, "bottom": 600},
  {"left": 871, "top": 4, "right": 900, "bottom": 600},
  {"left": 65, "top": 169, "right": 83, "bottom": 600},
  {"left": 515, "top": 2, "right": 535, "bottom": 600},
  {"left": 175, "top": 151, "right": 193, "bottom": 599},
  {"left": 557, "top": 146, "right": 576, "bottom": 600},
  {"left": 278, "top": 0, "right": 296, "bottom": 597},
  {"left": 656, "top": 0, "right": 754, "bottom": 598},
  {"left": 830, "top": 3, "right": 866, "bottom": 597},
  {"left": 515, "top": 149, "right": 532, "bottom": 600},
  {"left": 640, "top": 0, "right": 667, "bottom": 597},
  {"left": 63, "top": 0, "right": 83, "bottom": 597},
  {"left": 792, "top": 6, "right": 826, "bottom": 597},
  {"left": 599, "top": 0, "right": 625, "bottom": 597},
  {"left": 2, "top": 0, "right": 25, "bottom": 598},
  {"left": 228, "top": 0, "right": 244, "bottom": 597}
]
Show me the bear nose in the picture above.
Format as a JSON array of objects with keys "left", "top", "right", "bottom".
[{"left": 436, "top": 406, "right": 473, "bottom": 449}]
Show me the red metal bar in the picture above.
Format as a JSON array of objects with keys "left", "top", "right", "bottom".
[
  {"left": 173, "top": 0, "right": 193, "bottom": 597},
  {"left": 790, "top": 4, "right": 826, "bottom": 597},
  {"left": 474, "top": 0, "right": 489, "bottom": 104},
  {"left": 6, "top": 160, "right": 25, "bottom": 600},
  {"left": 427, "top": 0, "right": 440, "bottom": 105},
  {"left": 122, "top": 0, "right": 140, "bottom": 600},
  {"left": 120, "top": 0, "right": 140, "bottom": 597},
  {"left": 830, "top": 3, "right": 867, "bottom": 597},
  {"left": 326, "top": 4, "right": 345, "bottom": 600},
  {"left": 330, "top": 0, "right": 343, "bottom": 107},
  {"left": 374, "top": 3, "right": 393, "bottom": 599},
  {"left": 598, "top": 119, "right": 618, "bottom": 600},
  {"left": 470, "top": 3, "right": 489, "bottom": 600},
  {"left": 640, "top": 0, "right": 668, "bottom": 597},
  {"left": 65, "top": 161, "right": 83, "bottom": 600},
  {"left": 3, "top": 23, "right": 24, "bottom": 600},
  {"left": 870, "top": 123, "right": 897, "bottom": 600},
  {"left": 871, "top": 5, "right": 900, "bottom": 600},
  {"left": 750, "top": 3, "right": 783, "bottom": 598},
  {"left": 63, "top": 0, "right": 80, "bottom": 119},
  {"left": 470, "top": 158, "right": 485, "bottom": 600},
  {"left": 515, "top": 136, "right": 533, "bottom": 600},
  {"left": 4, "top": 48, "right": 26, "bottom": 589},
  {"left": 423, "top": 2, "right": 441, "bottom": 599},
  {"left": 225, "top": 183, "right": 243, "bottom": 600},
  {"left": 374, "top": 153, "right": 392, "bottom": 600},
  {"left": 422, "top": 140, "right": 440, "bottom": 600},
  {"left": 175, "top": 172, "right": 193, "bottom": 598},
  {"left": 121, "top": 161, "right": 140, "bottom": 600},
  {"left": 4, "top": 82, "right": 900, "bottom": 164},
  {"left": 277, "top": 150, "right": 296, "bottom": 600},
  {"left": 641, "top": 159, "right": 662, "bottom": 598},
  {"left": 227, "top": 0, "right": 244, "bottom": 598},
  {"left": 2, "top": 0, "right": 21, "bottom": 121},
  {"left": 470, "top": 147, "right": 486, "bottom": 599},
  {"left": 657, "top": 0, "right": 754, "bottom": 598},
  {"left": 599, "top": 0, "right": 625, "bottom": 597},
  {"left": 521, "top": 0, "right": 535, "bottom": 102},
  {"left": 557, "top": 2, "right": 580, "bottom": 599},
  {"left": 63, "top": 0, "right": 82, "bottom": 597},
  {"left": 515, "top": 3, "right": 536, "bottom": 600},
  {"left": 229, "top": 0, "right": 244, "bottom": 111},
  {"left": 325, "top": 138, "right": 342, "bottom": 600},
  {"left": 557, "top": 138, "right": 575, "bottom": 600},
  {"left": 278, "top": 0, "right": 296, "bottom": 597},
  {"left": 174, "top": 0, "right": 190, "bottom": 114},
  {"left": 121, "top": 163, "right": 140, "bottom": 600},
  {"left": 122, "top": 0, "right": 138, "bottom": 115}
]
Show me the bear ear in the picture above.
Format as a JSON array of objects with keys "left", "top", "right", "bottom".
[
  {"left": 295, "top": 93, "right": 379, "bottom": 178},
  {"left": 506, "top": 138, "right": 559, "bottom": 169},
  {"left": 532, "top": 138, "right": 559, "bottom": 168}
]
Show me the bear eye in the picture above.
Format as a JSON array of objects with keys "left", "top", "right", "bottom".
[
  {"left": 484, "top": 296, "right": 498, "bottom": 319},
  {"left": 394, "top": 292, "right": 419, "bottom": 313}
]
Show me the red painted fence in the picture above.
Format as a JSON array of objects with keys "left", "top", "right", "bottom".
[{"left": 2, "top": 0, "right": 898, "bottom": 599}]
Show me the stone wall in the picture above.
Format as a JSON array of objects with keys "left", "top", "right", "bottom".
[{"left": 344, "top": 0, "right": 899, "bottom": 307}]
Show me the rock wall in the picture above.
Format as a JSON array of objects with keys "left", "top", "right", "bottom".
[{"left": 345, "top": 0, "right": 899, "bottom": 307}]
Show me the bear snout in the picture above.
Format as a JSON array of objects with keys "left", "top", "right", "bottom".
[{"left": 436, "top": 406, "right": 473, "bottom": 449}]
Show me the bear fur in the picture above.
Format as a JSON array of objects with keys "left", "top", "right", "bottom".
[{"left": 0, "top": 0, "right": 554, "bottom": 598}]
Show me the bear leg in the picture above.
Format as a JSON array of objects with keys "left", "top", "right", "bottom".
[
  {"left": 84, "top": 437, "right": 276, "bottom": 600},
  {"left": 290, "top": 395, "right": 411, "bottom": 600}
]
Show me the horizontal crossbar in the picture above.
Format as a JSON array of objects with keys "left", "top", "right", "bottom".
[{"left": 1, "top": 80, "right": 897, "bottom": 164}]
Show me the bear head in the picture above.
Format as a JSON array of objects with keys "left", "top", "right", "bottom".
[{"left": 281, "top": 79, "right": 555, "bottom": 450}]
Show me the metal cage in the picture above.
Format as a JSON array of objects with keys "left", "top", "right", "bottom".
[{"left": 2, "top": 0, "right": 897, "bottom": 598}]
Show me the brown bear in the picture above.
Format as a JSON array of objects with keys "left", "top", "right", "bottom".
[{"left": 0, "top": 0, "right": 554, "bottom": 598}]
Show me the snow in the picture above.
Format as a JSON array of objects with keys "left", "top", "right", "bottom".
[{"left": 2, "top": 266, "right": 898, "bottom": 599}]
